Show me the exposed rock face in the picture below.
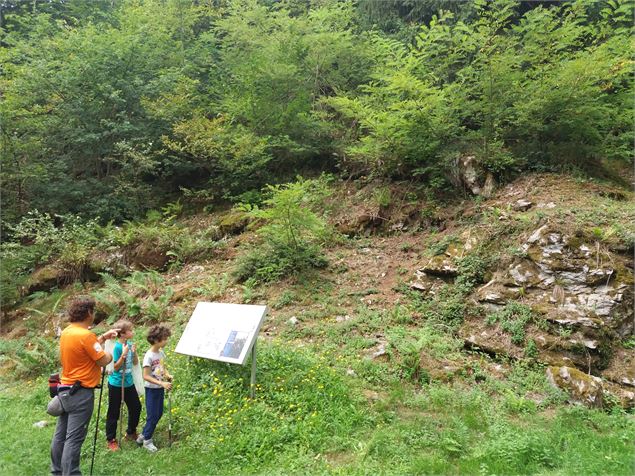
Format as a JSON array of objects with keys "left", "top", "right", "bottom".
[
  {"left": 450, "top": 155, "right": 496, "bottom": 197},
  {"left": 24, "top": 265, "right": 62, "bottom": 294},
  {"left": 547, "top": 366, "right": 603, "bottom": 408},
  {"left": 513, "top": 199, "right": 533, "bottom": 211},
  {"left": 25, "top": 258, "right": 104, "bottom": 294},
  {"left": 473, "top": 225, "right": 632, "bottom": 353},
  {"left": 126, "top": 242, "right": 170, "bottom": 270},
  {"left": 417, "top": 233, "right": 479, "bottom": 280},
  {"left": 462, "top": 223, "right": 634, "bottom": 406}
]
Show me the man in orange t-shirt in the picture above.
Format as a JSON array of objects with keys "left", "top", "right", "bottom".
[{"left": 51, "top": 297, "right": 118, "bottom": 476}]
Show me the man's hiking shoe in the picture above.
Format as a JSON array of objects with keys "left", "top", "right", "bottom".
[
  {"left": 136, "top": 434, "right": 145, "bottom": 446},
  {"left": 143, "top": 439, "right": 158, "bottom": 452},
  {"left": 107, "top": 440, "right": 120, "bottom": 451},
  {"left": 125, "top": 432, "right": 139, "bottom": 442}
]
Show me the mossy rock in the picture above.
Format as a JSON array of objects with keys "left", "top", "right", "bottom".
[
  {"left": 25, "top": 265, "right": 63, "bottom": 294},
  {"left": 546, "top": 366, "right": 603, "bottom": 408},
  {"left": 218, "top": 210, "right": 251, "bottom": 236},
  {"left": 420, "top": 254, "right": 458, "bottom": 277},
  {"left": 126, "top": 243, "right": 169, "bottom": 270}
]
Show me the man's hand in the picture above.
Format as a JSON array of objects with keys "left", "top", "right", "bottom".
[
  {"left": 161, "top": 381, "right": 172, "bottom": 391},
  {"left": 100, "top": 329, "right": 120, "bottom": 343}
]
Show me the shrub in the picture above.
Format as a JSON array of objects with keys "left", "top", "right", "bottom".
[
  {"left": 0, "top": 211, "right": 101, "bottom": 305},
  {"left": 0, "top": 336, "right": 58, "bottom": 379},
  {"left": 92, "top": 271, "right": 174, "bottom": 324},
  {"left": 234, "top": 178, "right": 333, "bottom": 283}
]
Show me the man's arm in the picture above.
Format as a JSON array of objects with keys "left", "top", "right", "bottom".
[
  {"left": 93, "top": 329, "right": 119, "bottom": 367},
  {"left": 95, "top": 352, "right": 112, "bottom": 367}
]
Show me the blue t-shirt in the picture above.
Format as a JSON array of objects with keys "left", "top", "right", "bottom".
[{"left": 108, "top": 341, "right": 134, "bottom": 388}]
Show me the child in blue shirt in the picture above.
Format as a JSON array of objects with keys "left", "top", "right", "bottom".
[{"left": 105, "top": 319, "right": 141, "bottom": 451}]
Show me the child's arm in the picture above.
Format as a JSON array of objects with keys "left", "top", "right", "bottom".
[
  {"left": 143, "top": 366, "right": 172, "bottom": 390},
  {"left": 113, "top": 343, "right": 128, "bottom": 371}
]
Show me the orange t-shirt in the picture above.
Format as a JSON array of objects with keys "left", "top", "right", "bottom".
[{"left": 59, "top": 324, "right": 106, "bottom": 387}]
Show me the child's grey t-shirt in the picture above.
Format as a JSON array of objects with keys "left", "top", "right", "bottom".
[{"left": 142, "top": 349, "right": 166, "bottom": 389}]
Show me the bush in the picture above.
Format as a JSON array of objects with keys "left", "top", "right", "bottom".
[
  {"left": 92, "top": 271, "right": 174, "bottom": 324},
  {"left": 234, "top": 178, "right": 333, "bottom": 283},
  {"left": 0, "top": 211, "right": 101, "bottom": 305},
  {"left": 486, "top": 301, "right": 534, "bottom": 345},
  {"left": 0, "top": 336, "right": 59, "bottom": 379}
]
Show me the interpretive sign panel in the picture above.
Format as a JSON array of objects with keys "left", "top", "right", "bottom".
[{"left": 175, "top": 302, "right": 268, "bottom": 365}]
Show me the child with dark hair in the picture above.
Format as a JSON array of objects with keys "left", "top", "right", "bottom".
[
  {"left": 137, "top": 325, "right": 173, "bottom": 452},
  {"left": 105, "top": 319, "right": 141, "bottom": 451}
]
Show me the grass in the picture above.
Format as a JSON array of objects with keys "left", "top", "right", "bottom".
[{"left": 1, "top": 330, "right": 635, "bottom": 475}]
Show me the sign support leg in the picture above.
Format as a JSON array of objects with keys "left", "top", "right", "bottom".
[{"left": 250, "top": 340, "right": 257, "bottom": 399}]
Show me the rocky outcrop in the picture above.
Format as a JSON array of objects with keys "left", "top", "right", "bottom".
[
  {"left": 546, "top": 365, "right": 635, "bottom": 409},
  {"left": 474, "top": 225, "right": 632, "bottom": 346},
  {"left": 546, "top": 366, "right": 603, "bottom": 408},
  {"left": 413, "top": 232, "right": 480, "bottom": 285},
  {"left": 462, "top": 223, "right": 634, "bottom": 405},
  {"left": 449, "top": 155, "right": 496, "bottom": 197},
  {"left": 24, "top": 265, "right": 62, "bottom": 294},
  {"left": 126, "top": 242, "right": 170, "bottom": 270}
]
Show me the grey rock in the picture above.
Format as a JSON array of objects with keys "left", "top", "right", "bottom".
[{"left": 513, "top": 199, "right": 533, "bottom": 211}]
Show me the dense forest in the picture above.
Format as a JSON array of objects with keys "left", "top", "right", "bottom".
[{"left": 2, "top": 0, "right": 632, "bottom": 225}]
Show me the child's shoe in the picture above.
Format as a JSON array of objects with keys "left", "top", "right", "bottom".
[
  {"left": 136, "top": 434, "right": 145, "bottom": 446},
  {"left": 107, "top": 439, "right": 120, "bottom": 451},
  {"left": 143, "top": 439, "right": 158, "bottom": 452},
  {"left": 125, "top": 432, "right": 139, "bottom": 442}
]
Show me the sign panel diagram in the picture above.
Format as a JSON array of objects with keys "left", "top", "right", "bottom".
[{"left": 175, "top": 302, "right": 268, "bottom": 365}]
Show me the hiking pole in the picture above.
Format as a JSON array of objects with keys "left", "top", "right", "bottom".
[
  {"left": 167, "top": 389, "right": 172, "bottom": 447},
  {"left": 90, "top": 369, "right": 106, "bottom": 476},
  {"left": 118, "top": 348, "right": 126, "bottom": 448}
]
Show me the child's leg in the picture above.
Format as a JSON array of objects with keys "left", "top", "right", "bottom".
[
  {"left": 124, "top": 385, "right": 142, "bottom": 435},
  {"left": 142, "top": 387, "right": 164, "bottom": 440},
  {"left": 105, "top": 383, "right": 122, "bottom": 441}
]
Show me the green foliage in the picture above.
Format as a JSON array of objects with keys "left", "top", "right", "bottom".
[
  {"left": 2, "top": 0, "right": 632, "bottom": 225},
  {"left": 0, "top": 336, "right": 58, "bottom": 379},
  {"left": 110, "top": 218, "right": 219, "bottom": 266},
  {"left": 524, "top": 339, "right": 539, "bottom": 359},
  {"left": 328, "top": 0, "right": 633, "bottom": 181},
  {"left": 193, "top": 273, "right": 231, "bottom": 301},
  {"left": 1, "top": 0, "right": 209, "bottom": 221},
  {"left": 389, "top": 325, "right": 462, "bottom": 384},
  {"left": 455, "top": 253, "right": 489, "bottom": 292},
  {"left": 234, "top": 178, "right": 332, "bottom": 283},
  {"left": 486, "top": 301, "right": 535, "bottom": 345},
  {"left": 92, "top": 271, "right": 174, "bottom": 324},
  {"left": 0, "top": 211, "right": 101, "bottom": 305},
  {"left": 411, "top": 285, "right": 467, "bottom": 328}
]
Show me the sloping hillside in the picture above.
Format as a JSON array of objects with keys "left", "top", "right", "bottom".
[{"left": 1, "top": 173, "right": 634, "bottom": 475}]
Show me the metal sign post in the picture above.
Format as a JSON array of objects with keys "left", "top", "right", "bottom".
[{"left": 250, "top": 340, "right": 257, "bottom": 399}]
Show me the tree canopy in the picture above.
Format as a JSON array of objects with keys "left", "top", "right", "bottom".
[{"left": 1, "top": 0, "right": 632, "bottom": 225}]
